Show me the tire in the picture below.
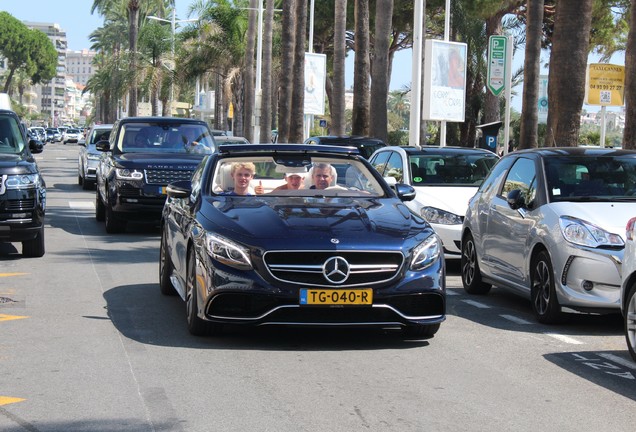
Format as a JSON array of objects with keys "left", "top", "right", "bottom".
[
  {"left": 403, "top": 323, "right": 440, "bottom": 339},
  {"left": 22, "top": 226, "right": 45, "bottom": 258},
  {"left": 185, "top": 249, "right": 213, "bottom": 336},
  {"left": 82, "top": 179, "right": 93, "bottom": 190},
  {"left": 78, "top": 173, "right": 83, "bottom": 186},
  {"left": 95, "top": 191, "right": 105, "bottom": 221},
  {"left": 159, "top": 229, "right": 177, "bottom": 296},
  {"left": 105, "top": 204, "right": 126, "bottom": 233},
  {"left": 461, "top": 232, "right": 491, "bottom": 294},
  {"left": 531, "top": 250, "right": 562, "bottom": 324},
  {"left": 625, "top": 283, "right": 636, "bottom": 362}
]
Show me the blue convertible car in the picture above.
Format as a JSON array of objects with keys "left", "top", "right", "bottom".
[{"left": 160, "top": 144, "right": 446, "bottom": 337}]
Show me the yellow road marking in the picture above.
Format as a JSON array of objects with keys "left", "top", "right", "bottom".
[
  {"left": 0, "top": 273, "right": 27, "bottom": 277},
  {"left": 0, "top": 396, "right": 25, "bottom": 406},
  {"left": 0, "top": 314, "right": 29, "bottom": 322}
]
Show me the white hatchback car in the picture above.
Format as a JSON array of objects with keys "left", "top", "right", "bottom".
[
  {"left": 462, "top": 147, "right": 636, "bottom": 324},
  {"left": 369, "top": 146, "right": 499, "bottom": 259},
  {"left": 620, "top": 218, "right": 636, "bottom": 362}
]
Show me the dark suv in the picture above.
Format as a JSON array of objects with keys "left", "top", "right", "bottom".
[
  {"left": 303, "top": 135, "right": 387, "bottom": 159},
  {"left": 0, "top": 107, "right": 47, "bottom": 257},
  {"left": 95, "top": 117, "right": 216, "bottom": 233}
]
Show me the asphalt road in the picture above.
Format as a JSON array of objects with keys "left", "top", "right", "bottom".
[{"left": 1, "top": 142, "right": 634, "bottom": 432}]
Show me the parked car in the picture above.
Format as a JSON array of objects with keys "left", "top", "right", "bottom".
[
  {"left": 304, "top": 135, "right": 387, "bottom": 159},
  {"left": 63, "top": 128, "right": 82, "bottom": 144},
  {"left": 369, "top": 146, "right": 499, "bottom": 259},
  {"left": 160, "top": 143, "right": 445, "bottom": 337},
  {"left": 45, "top": 127, "right": 61, "bottom": 143},
  {"left": 78, "top": 123, "right": 113, "bottom": 190},
  {"left": 29, "top": 126, "right": 46, "bottom": 142},
  {"left": 620, "top": 218, "right": 636, "bottom": 362},
  {"left": 214, "top": 136, "right": 250, "bottom": 145},
  {"left": 95, "top": 117, "right": 216, "bottom": 233},
  {"left": 461, "top": 147, "right": 636, "bottom": 323},
  {"left": 0, "top": 96, "right": 46, "bottom": 257}
]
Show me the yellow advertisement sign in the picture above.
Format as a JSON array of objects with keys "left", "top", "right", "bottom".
[{"left": 585, "top": 63, "right": 625, "bottom": 106}]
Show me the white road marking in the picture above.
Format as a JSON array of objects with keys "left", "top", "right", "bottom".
[
  {"left": 500, "top": 314, "right": 532, "bottom": 325},
  {"left": 544, "top": 333, "right": 584, "bottom": 345},
  {"left": 69, "top": 201, "right": 95, "bottom": 210},
  {"left": 445, "top": 290, "right": 460, "bottom": 296},
  {"left": 598, "top": 353, "right": 636, "bottom": 370},
  {"left": 461, "top": 299, "right": 491, "bottom": 309}
]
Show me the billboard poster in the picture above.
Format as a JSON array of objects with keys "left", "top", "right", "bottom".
[
  {"left": 422, "top": 40, "right": 467, "bottom": 122},
  {"left": 585, "top": 63, "right": 625, "bottom": 106},
  {"left": 304, "top": 53, "right": 327, "bottom": 115}
]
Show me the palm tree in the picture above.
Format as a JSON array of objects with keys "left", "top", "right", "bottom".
[
  {"left": 351, "top": 0, "right": 370, "bottom": 136},
  {"left": 277, "top": 0, "right": 296, "bottom": 143},
  {"left": 331, "top": 0, "right": 347, "bottom": 136},
  {"left": 519, "top": 0, "right": 544, "bottom": 149},
  {"left": 289, "top": 0, "right": 307, "bottom": 142},
  {"left": 546, "top": 0, "right": 593, "bottom": 146},
  {"left": 243, "top": 0, "right": 258, "bottom": 143},
  {"left": 370, "top": 0, "right": 394, "bottom": 143},
  {"left": 623, "top": 0, "right": 636, "bottom": 149},
  {"left": 259, "top": 0, "right": 276, "bottom": 143},
  {"left": 138, "top": 20, "right": 172, "bottom": 116}
]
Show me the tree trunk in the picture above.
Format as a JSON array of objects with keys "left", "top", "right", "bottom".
[
  {"left": 370, "top": 0, "right": 393, "bottom": 143},
  {"left": 289, "top": 0, "right": 307, "bottom": 142},
  {"left": 519, "top": 0, "right": 544, "bottom": 150},
  {"left": 260, "top": 0, "right": 275, "bottom": 143},
  {"left": 243, "top": 0, "right": 258, "bottom": 143},
  {"left": 331, "top": 0, "right": 347, "bottom": 136},
  {"left": 352, "top": 0, "right": 370, "bottom": 136},
  {"left": 277, "top": 0, "right": 296, "bottom": 143},
  {"left": 623, "top": 0, "right": 636, "bottom": 149},
  {"left": 128, "top": 6, "right": 139, "bottom": 117},
  {"left": 548, "top": 0, "right": 593, "bottom": 146},
  {"left": 418, "top": 1, "right": 428, "bottom": 146}
]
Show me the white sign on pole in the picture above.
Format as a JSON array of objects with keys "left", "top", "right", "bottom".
[
  {"left": 538, "top": 75, "right": 549, "bottom": 124},
  {"left": 487, "top": 36, "right": 508, "bottom": 96},
  {"left": 304, "top": 53, "right": 326, "bottom": 115},
  {"left": 422, "top": 40, "right": 467, "bottom": 122}
]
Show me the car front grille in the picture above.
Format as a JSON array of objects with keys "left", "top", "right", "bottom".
[
  {"left": 1, "top": 199, "right": 35, "bottom": 212},
  {"left": 144, "top": 168, "right": 194, "bottom": 185},
  {"left": 263, "top": 250, "right": 404, "bottom": 288}
]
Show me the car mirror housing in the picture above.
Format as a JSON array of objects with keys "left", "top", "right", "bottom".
[
  {"left": 396, "top": 183, "right": 416, "bottom": 202},
  {"left": 506, "top": 189, "right": 525, "bottom": 210},
  {"left": 95, "top": 140, "right": 110, "bottom": 152}
]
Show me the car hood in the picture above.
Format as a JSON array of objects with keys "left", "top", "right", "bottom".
[
  {"left": 413, "top": 185, "right": 478, "bottom": 216},
  {"left": 547, "top": 201, "right": 636, "bottom": 237},
  {"left": 200, "top": 196, "right": 431, "bottom": 248},
  {"left": 113, "top": 152, "right": 205, "bottom": 168},
  {"left": 0, "top": 153, "right": 37, "bottom": 174}
]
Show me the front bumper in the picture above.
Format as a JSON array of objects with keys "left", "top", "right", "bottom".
[
  {"left": 432, "top": 223, "right": 462, "bottom": 260},
  {"left": 0, "top": 187, "right": 46, "bottom": 242},
  {"left": 194, "top": 248, "right": 446, "bottom": 328}
]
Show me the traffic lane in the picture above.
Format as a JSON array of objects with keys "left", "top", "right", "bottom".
[{"left": 0, "top": 165, "right": 165, "bottom": 430}]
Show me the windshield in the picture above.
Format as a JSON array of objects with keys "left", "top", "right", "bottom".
[
  {"left": 212, "top": 156, "right": 386, "bottom": 198},
  {"left": 117, "top": 122, "right": 215, "bottom": 154},
  {"left": 545, "top": 155, "right": 636, "bottom": 201},
  {"left": 0, "top": 115, "right": 26, "bottom": 154},
  {"left": 409, "top": 152, "right": 499, "bottom": 186}
]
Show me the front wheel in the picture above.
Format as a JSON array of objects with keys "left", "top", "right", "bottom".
[
  {"left": 185, "top": 249, "right": 215, "bottom": 336},
  {"left": 95, "top": 190, "right": 105, "bottom": 221},
  {"left": 22, "top": 226, "right": 45, "bottom": 258},
  {"left": 461, "top": 232, "right": 491, "bottom": 294},
  {"left": 625, "top": 283, "right": 636, "bottom": 362},
  {"left": 104, "top": 199, "right": 126, "bottom": 233},
  {"left": 159, "top": 229, "right": 177, "bottom": 296},
  {"left": 531, "top": 250, "right": 562, "bottom": 324}
]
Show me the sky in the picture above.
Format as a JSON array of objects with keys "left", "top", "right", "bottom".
[{"left": 0, "top": 0, "right": 624, "bottom": 115}]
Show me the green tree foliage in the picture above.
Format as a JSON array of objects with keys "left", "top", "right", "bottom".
[{"left": 0, "top": 12, "right": 57, "bottom": 93}]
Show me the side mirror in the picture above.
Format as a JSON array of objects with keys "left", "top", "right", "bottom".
[
  {"left": 166, "top": 180, "right": 192, "bottom": 199},
  {"left": 95, "top": 140, "right": 110, "bottom": 152},
  {"left": 395, "top": 183, "right": 416, "bottom": 202},
  {"left": 29, "top": 139, "right": 43, "bottom": 153},
  {"left": 506, "top": 189, "right": 526, "bottom": 210}
]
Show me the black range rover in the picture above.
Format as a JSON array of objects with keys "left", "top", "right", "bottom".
[
  {"left": 95, "top": 117, "right": 216, "bottom": 233},
  {"left": 0, "top": 108, "right": 46, "bottom": 257}
]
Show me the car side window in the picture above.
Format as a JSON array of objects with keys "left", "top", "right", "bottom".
[
  {"left": 384, "top": 152, "right": 404, "bottom": 182},
  {"left": 370, "top": 151, "right": 391, "bottom": 175},
  {"left": 501, "top": 157, "right": 537, "bottom": 207}
]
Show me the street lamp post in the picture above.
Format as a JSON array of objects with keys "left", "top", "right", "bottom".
[{"left": 147, "top": 10, "right": 198, "bottom": 116}]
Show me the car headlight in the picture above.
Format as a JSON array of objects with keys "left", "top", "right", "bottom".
[
  {"left": 421, "top": 206, "right": 462, "bottom": 225},
  {"left": 205, "top": 233, "right": 253, "bottom": 270},
  {"left": 5, "top": 173, "right": 40, "bottom": 189},
  {"left": 559, "top": 216, "right": 624, "bottom": 248},
  {"left": 115, "top": 168, "right": 144, "bottom": 180},
  {"left": 410, "top": 234, "right": 442, "bottom": 271}
]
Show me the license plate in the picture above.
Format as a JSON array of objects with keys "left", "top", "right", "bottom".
[
  {"left": 159, "top": 186, "right": 167, "bottom": 194},
  {"left": 299, "top": 289, "right": 373, "bottom": 305}
]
